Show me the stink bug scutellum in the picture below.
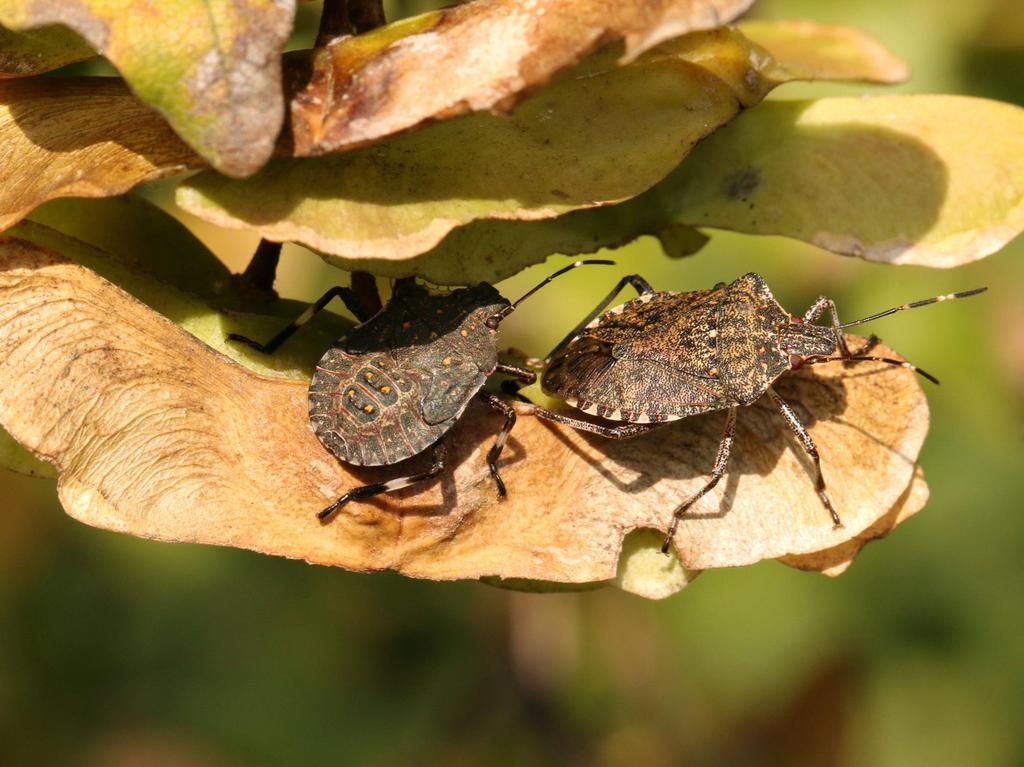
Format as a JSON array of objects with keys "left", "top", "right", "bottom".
[
  {"left": 228, "top": 260, "right": 612, "bottom": 520},
  {"left": 507, "top": 272, "right": 985, "bottom": 553}
]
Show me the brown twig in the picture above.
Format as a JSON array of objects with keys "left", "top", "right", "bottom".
[
  {"left": 240, "top": 239, "right": 283, "bottom": 297},
  {"left": 350, "top": 271, "right": 383, "bottom": 317},
  {"left": 317, "top": 0, "right": 386, "bottom": 46}
]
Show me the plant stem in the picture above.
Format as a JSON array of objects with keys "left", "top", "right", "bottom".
[
  {"left": 241, "top": 239, "right": 282, "bottom": 295},
  {"left": 351, "top": 271, "right": 383, "bottom": 317},
  {"left": 317, "top": 0, "right": 386, "bottom": 45}
]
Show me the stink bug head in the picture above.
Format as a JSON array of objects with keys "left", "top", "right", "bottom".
[{"left": 779, "top": 318, "right": 836, "bottom": 368}]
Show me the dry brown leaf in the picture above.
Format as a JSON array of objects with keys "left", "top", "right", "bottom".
[
  {"left": 0, "top": 78, "right": 202, "bottom": 232},
  {"left": 290, "top": 0, "right": 755, "bottom": 156},
  {"left": 0, "top": 236, "right": 930, "bottom": 585},
  {"left": 780, "top": 466, "right": 928, "bottom": 577}
]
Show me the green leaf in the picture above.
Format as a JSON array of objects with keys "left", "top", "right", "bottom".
[
  {"left": 0, "top": 422, "right": 55, "bottom": 478},
  {"left": 28, "top": 196, "right": 236, "bottom": 304},
  {"left": 738, "top": 19, "right": 909, "bottom": 84},
  {"left": 667, "top": 95, "right": 1024, "bottom": 266},
  {"left": 0, "top": 0, "right": 295, "bottom": 176},
  {"left": 0, "top": 23, "right": 94, "bottom": 76}
]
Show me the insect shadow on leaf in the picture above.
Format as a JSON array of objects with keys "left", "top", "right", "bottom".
[
  {"left": 227, "top": 258, "right": 615, "bottom": 521},
  {"left": 504, "top": 273, "right": 986, "bottom": 554}
]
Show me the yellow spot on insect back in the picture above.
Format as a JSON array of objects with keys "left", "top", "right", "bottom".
[
  {"left": 443, "top": 357, "right": 452, "bottom": 365},
  {"left": 363, "top": 405, "right": 374, "bottom": 414},
  {"left": 380, "top": 386, "right": 391, "bottom": 394}
]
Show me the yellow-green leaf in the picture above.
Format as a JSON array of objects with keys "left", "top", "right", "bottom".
[
  {"left": 0, "top": 23, "right": 94, "bottom": 76},
  {"left": 0, "top": 424, "right": 55, "bottom": 478},
  {"left": 738, "top": 19, "right": 909, "bottom": 84},
  {"left": 0, "top": 0, "right": 295, "bottom": 176},
  {"left": 669, "top": 95, "right": 1024, "bottom": 266},
  {"left": 0, "top": 78, "right": 202, "bottom": 232}
]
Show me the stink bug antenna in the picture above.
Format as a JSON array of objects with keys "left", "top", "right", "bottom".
[
  {"left": 485, "top": 260, "right": 615, "bottom": 329},
  {"left": 837, "top": 287, "right": 987, "bottom": 330}
]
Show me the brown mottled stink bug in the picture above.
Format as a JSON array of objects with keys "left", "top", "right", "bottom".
[
  {"left": 228, "top": 260, "right": 612, "bottom": 520},
  {"left": 508, "top": 272, "right": 985, "bottom": 553}
]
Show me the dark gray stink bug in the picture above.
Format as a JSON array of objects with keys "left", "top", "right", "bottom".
[
  {"left": 228, "top": 260, "right": 612, "bottom": 520},
  {"left": 508, "top": 272, "right": 985, "bottom": 553}
]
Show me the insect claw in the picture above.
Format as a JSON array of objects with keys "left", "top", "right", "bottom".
[
  {"left": 660, "top": 536, "right": 673, "bottom": 555},
  {"left": 826, "top": 503, "right": 842, "bottom": 528},
  {"left": 227, "top": 333, "right": 268, "bottom": 353},
  {"left": 491, "top": 469, "right": 507, "bottom": 497},
  {"left": 317, "top": 495, "right": 350, "bottom": 522}
]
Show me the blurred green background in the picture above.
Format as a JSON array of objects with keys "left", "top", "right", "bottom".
[{"left": 2, "top": 1, "right": 1022, "bottom": 764}]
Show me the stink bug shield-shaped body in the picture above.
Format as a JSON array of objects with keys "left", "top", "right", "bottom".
[
  {"left": 308, "top": 281, "right": 506, "bottom": 468},
  {"left": 228, "top": 261, "right": 612, "bottom": 519},
  {"left": 517, "top": 272, "right": 985, "bottom": 553}
]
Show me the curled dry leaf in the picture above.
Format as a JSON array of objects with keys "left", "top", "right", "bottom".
[
  {"left": 0, "top": 235, "right": 930, "bottom": 596},
  {"left": 0, "top": 23, "right": 95, "bottom": 76},
  {"left": 0, "top": 78, "right": 202, "bottom": 232},
  {"left": 290, "top": 0, "right": 755, "bottom": 156},
  {"left": 0, "top": 0, "right": 295, "bottom": 177},
  {"left": 179, "top": 22, "right": 913, "bottom": 285},
  {"left": 669, "top": 95, "right": 1024, "bottom": 267}
]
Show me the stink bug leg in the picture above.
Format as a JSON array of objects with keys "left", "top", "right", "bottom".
[
  {"left": 318, "top": 442, "right": 448, "bottom": 521},
  {"left": 481, "top": 363, "right": 537, "bottom": 495},
  {"left": 767, "top": 387, "right": 840, "bottom": 528},
  {"left": 662, "top": 407, "right": 737, "bottom": 553},
  {"left": 229, "top": 284, "right": 377, "bottom": 354}
]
